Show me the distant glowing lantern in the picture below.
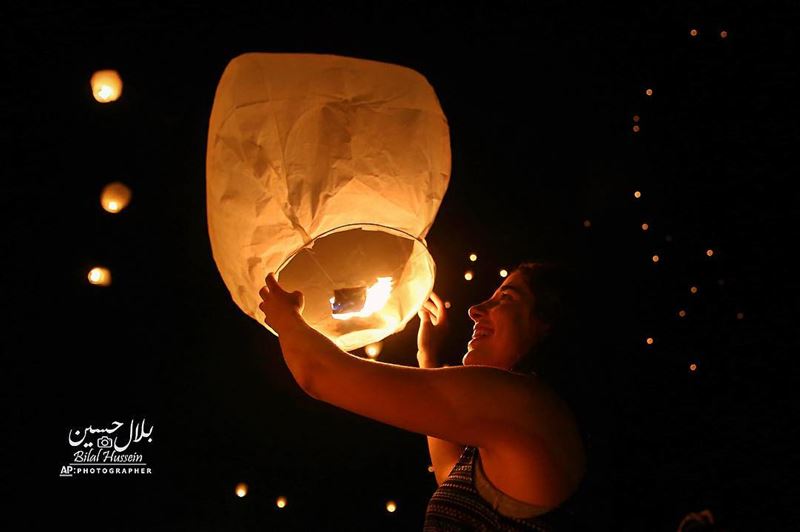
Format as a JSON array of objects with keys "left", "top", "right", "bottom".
[
  {"left": 469, "top": 253, "right": 478, "bottom": 262},
  {"left": 88, "top": 267, "right": 111, "bottom": 286},
  {"left": 646, "top": 337, "right": 654, "bottom": 345},
  {"left": 499, "top": 269, "right": 508, "bottom": 278},
  {"left": 207, "top": 54, "right": 450, "bottom": 351},
  {"left": 365, "top": 341, "right": 383, "bottom": 358},
  {"left": 464, "top": 271, "right": 474, "bottom": 281},
  {"left": 276, "top": 496, "right": 287, "bottom": 508},
  {"left": 444, "top": 301, "right": 451, "bottom": 309},
  {"left": 641, "top": 223, "right": 649, "bottom": 231},
  {"left": 678, "top": 310, "right": 687, "bottom": 318},
  {"left": 720, "top": 30, "right": 728, "bottom": 39},
  {"left": 632, "top": 125, "right": 640, "bottom": 133},
  {"left": 100, "top": 182, "right": 132, "bottom": 213},
  {"left": 90, "top": 70, "right": 123, "bottom": 103},
  {"left": 645, "top": 88, "right": 653, "bottom": 96},
  {"left": 690, "top": 29, "right": 698, "bottom": 37},
  {"left": 386, "top": 500, "right": 397, "bottom": 513},
  {"left": 652, "top": 255, "right": 660, "bottom": 263},
  {"left": 235, "top": 483, "right": 248, "bottom": 498},
  {"left": 690, "top": 286, "right": 698, "bottom": 294},
  {"left": 634, "top": 191, "right": 642, "bottom": 199},
  {"left": 583, "top": 219, "right": 591, "bottom": 228},
  {"left": 689, "top": 363, "right": 697, "bottom": 371},
  {"left": 736, "top": 312, "right": 744, "bottom": 320},
  {"left": 633, "top": 115, "right": 640, "bottom": 122},
  {"left": 706, "top": 249, "right": 715, "bottom": 257},
  {"left": 427, "top": 465, "right": 434, "bottom": 473}
]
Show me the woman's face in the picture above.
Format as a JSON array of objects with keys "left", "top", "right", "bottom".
[{"left": 462, "top": 270, "right": 550, "bottom": 371}]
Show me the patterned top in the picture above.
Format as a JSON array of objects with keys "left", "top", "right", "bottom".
[{"left": 424, "top": 446, "right": 584, "bottom": 531}]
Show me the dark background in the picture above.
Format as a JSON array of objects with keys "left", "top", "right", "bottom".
[{"left": 3, "top": 1, "right": 798, "bottom": 530}]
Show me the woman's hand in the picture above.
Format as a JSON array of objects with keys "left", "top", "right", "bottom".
[
  {"left": 417, "top": 291, "right": 449, "bottom": 368},
  {"left": 258, "top": 272, "right": 306, "bottom": 336}
]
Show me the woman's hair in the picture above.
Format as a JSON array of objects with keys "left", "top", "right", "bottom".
[{"left": 508, "top": 260, "right": 583, "bottom": 376}]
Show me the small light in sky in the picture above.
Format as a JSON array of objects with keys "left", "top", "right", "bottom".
[
  {"left": 235, "top": 483, "right": 248, "bottom": 498},
  {"left": 633, "top": 115, "right": 640, "bottom": 122},
  {"left": 583, "top": 219, "right": 592, "bottom": 228},
  {"left": 641, "top": 223, "right": 649, "bottom": 231},
  {"left": 646, "top": 337, "right": 654, "bottom": 345},
  {"left": 464, "top": 271, "right": 474, "bottom": 281},
  {"left": 444, "top": 301, "right": 451, "bottom": 309},
  {"left": 100, "top": 182, "right": 132, "bottom": 213},
  {"left": 427, "top": 465, "right": 435, "bottom": 473},
  {"left": 720, "top": 30, "right": 728, "bottom": 39},
  {"left": 706, "top": 249, "right": 715, "bottom": 257},
  {"left": 634, "top": 190, "right": 642, "bottom": 199},
  {"left": 90, "top": 70, "right": 123, "bottom": 103},
  {"left": 632, "top": 125, "right": 640, "bottom": 133},
  {"left": 678, "top": 310, "right": 687, "bottom": 318},
  {"left": 652, "top": 255, "right": 660, "bottom": 263},
  {"left": 736, "top": 312, "right": 744, "bottom": 320},
  {"left": 499, "top": 269, "right": 508, "bottom": 278},
  {"left": 386, "top": 500, "right": 397, "bottom": 513},
  {"left": 690, "top": 286, "right": 699, "bottom": 294},
  {"left": 690, "top": 29, "right": 698, "bottom": 37},
  {"left": 469, "top": 253, "right": 478, "bottom": 262},
  {"left": 88, "top": 267, "right": 111, "bottom": 286},
  {"left": 276, "top": 496, "right": 287, "bottom": 508},
  {"left": 645, "top": 88, "right": 653, "bottom": 96},
  {"left": 365, "top": 342, "right": 383, "bottom": 358},
  {"left": 689, "top": 363, "right": 697, "bottom": 372}
]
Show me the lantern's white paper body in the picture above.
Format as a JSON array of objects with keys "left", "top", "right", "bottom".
[{"left": 207, "top": 53, "right": 451, "bottom": 350}]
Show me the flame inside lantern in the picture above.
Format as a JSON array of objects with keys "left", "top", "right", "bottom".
[{"left": 330, "top": 277, "right": 394, "bottom": 320}]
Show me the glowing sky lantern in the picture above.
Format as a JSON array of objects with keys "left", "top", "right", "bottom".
[
  {"left": 207, "top": 53, "right": 450, "bottom": 351},
  {"left": 100, "top": 182, "right": 132, "bottom": 213},
  {"left": 90, "top": 70, "right": 123, "bottom": 103}
]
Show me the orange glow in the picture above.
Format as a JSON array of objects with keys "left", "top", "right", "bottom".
[
  {"left": 634, "top": 190, "right": 642, "bottom": 199},
  {"left": 464, "top": 271, "right": 473, "bottom": 281},
  {"left": 689, "top": 363, "right": 697, "bottom": 372},
  {"left": 633, "top": 115, "right": 640, "bottom": 122},
  {"left": 100, "top": 182, "right": 132, "bottom": 213},
  {"left": 706, "top": 249, "right": 715, "bottom": 257},
  {"left": 690, "top": 29, "right": 698, "bottom": 37},
  {"left": 678, "top": 310, "right": 687, "bottom": 318},
  {"left": 645, "top": 88, "right": 653, "bottom": 96},
  {"left": 444, "top": 301, "right": 451, "bottom": 309},
  {"left": 720, "top": 30, "right": 728, "bottom": 39},
  {"left": 690, "top": 286, "right": 698, "bottom": 294},
  {"left": 583, "top": 219, "right": 592, "bottom": 228},
  {"left": 652, "top": 255, "right": 660, "bottom": 263},
  {"left": 427, "top": 465, "right": 435, "bottom": 473},
  {"left": 330, "top": 277, "right": 393, "bottom": 321},
  {"left": 386, "top": 500, "right": 397, "bottom": 513},
  {"left": 469, "top": 253, "right": 478, "bottom": 262},
  {"left": 90, "top": 70, "right": 123, "bottom": 103},
  {"left": 235, "top": 483, "right": 248, "bottom": 498},
  {"left": 365, "top": 341, "right": 382, "bottom": 358},
  {"left": 632, "top": 125, "right": 640, "bottom": 133},
  {"left": 737, "top": 312, "right": 744, "bottom": 320},
  {"left": 641, "top": 223, "right": 649, "bottom": 231},
  {"left": 499, "top": 269, "right": 508, "bottom": 278},
  {"left": 88, "top": 267, "right": 111, "bottom": 286},
  {"left": 646, "top": 337, "right": 654, "bottom": 345},
  {"left": 276, "top": 496, "right": 287, "bottom": 508}
]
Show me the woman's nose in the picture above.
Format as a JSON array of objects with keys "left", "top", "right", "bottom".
[{"left": 468, "top": 300, "right": 491, "bottom": 321}]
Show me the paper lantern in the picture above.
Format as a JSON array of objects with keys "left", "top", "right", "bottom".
[
  {"left": 90, "top": 70, "right": 123, "bottom": 103},
  {"left": 207, "top": 53, "right": 451, "bottom": 351},
  {"left": 100, "top": 182, "right": 132, "bottom": 213}
]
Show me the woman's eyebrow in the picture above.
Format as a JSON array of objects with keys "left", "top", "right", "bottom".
[{"left": 496, "top": 285, "right": 523, "bottom": 296}]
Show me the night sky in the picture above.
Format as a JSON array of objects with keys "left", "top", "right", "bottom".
[{"left": 4, "top": 1, "right": 798, "bottom": 530}]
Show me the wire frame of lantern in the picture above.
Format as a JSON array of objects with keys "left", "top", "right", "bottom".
[{"left": 273, "top": 223, "right": 435, "bottom": 351}]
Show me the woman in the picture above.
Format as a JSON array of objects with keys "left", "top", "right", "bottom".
[{"left": 258, "top": 261, "right": 588, "bottom": 531}]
